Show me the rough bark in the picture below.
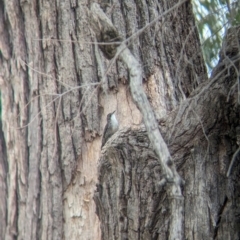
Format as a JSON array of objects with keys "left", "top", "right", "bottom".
[
  {"left": 90, "top": 3, "right": 185, "bottom": 238},
  {"left": 0, "top": 0, "right": 100, "bottom": 239},
  {"left": 95, "top": 26, "right": 240, "bottom": 239},
  {"left": 1, "top": 0, "right": 239, "bottom": 240},
  {"left": 0, "top": 120, "right": 7, "bottom": 239}
]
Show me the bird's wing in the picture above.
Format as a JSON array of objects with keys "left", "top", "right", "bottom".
[{"left": 101, "top": 124, "right": 109, "bottom": 148}]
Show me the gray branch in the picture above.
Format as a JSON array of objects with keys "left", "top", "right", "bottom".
[{"left": 90, "top": 3, "right": 183, "bottom": 239}]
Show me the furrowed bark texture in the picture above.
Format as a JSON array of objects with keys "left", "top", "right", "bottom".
[
  {"left": 2, "top": 0, "right": 239, "bottom": 240},
  {"left": 95, "top": 26, "right": 240, "bottom": 239},
  {"left": 0, "top": 0, "right": 100, "bottom": 239},
  {"left": 90, "top": 5, "right": 184, "bottom": 238},
  {"left": 0, "top": 121, "right": 7, "bottom": 239},
  {"left": 118, "top": 39, "right": 185, "bottom": 239}
]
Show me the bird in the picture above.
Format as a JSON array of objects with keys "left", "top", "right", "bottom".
[{"left": 101, "top": 111, "right": 119, "bottom": 148}]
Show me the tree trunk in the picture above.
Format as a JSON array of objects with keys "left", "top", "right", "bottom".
[{"left": 0, "top": 0, "right": 239, "bottom": 240}]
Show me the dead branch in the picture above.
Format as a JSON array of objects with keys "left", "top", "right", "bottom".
[{"left": 90, "top": 3, "right": 184, "bottom": 239}]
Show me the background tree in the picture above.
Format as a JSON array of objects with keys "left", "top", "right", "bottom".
[
  {"left": 0, "top": 0, "right": 239, "bottom": 240},
  {"left": 193, "top": 0, "right": 240, "bottom": 72}
]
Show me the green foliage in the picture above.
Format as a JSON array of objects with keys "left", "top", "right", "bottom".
[{"left": 192, "top": 0, "right": 240, "bottom": 74}]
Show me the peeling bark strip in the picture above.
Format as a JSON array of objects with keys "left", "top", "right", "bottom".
[{"left": 91, "top": 3, "right": 183, "bottom": 239}]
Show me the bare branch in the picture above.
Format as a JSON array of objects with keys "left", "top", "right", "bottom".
[{"left": 90, "top": 3, "right": 184, "bottom": 239}]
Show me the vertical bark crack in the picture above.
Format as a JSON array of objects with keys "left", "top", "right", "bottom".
[
  {"left": 213, "top": 196, "right": 228, "bottom": 239},
  {"left": 90, "top": 3, "right": 184, "bottom": 239}
]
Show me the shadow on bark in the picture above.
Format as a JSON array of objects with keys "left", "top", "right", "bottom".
[{"left": 94, "top": 25, "right": 240, "bottom": 240}]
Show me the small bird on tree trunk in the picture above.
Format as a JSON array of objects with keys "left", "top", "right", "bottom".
[{"left": 101, "top": 111, "right": 119, "bottom": 148}]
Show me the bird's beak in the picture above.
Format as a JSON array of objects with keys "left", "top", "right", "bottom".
[{"left": 112, "top": 110, "right": 116, "bottom": 114}]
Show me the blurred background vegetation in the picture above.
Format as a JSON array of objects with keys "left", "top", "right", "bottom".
[{"left": 192, "top": 0, "right": 240, "bottom": 75}]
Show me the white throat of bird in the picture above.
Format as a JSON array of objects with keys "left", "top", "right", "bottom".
[{"left": 110, "top": 113, "right": 118, "bottom": 131}]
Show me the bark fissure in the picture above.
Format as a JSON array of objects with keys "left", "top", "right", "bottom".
[
  {"left": 213, "top": 196, "right": 228, "bottom": 239},
  {"left": 0, "top": 0, "right": 240, "bottom": 239},
  {"left": 91, "top": 3, "right": 184, "bottom": 239},
  {"left": 93, "top": 13, "right": 240, "bottom": 238}
]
